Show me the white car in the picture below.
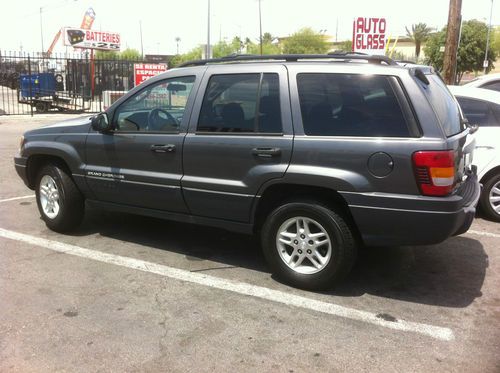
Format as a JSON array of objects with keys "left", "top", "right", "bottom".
[
  {"left": 462, "top": 73, "right": 500, "bottom": 92},
  {"left": 448, "top": 85, "right": 500, "bottom": 222}
]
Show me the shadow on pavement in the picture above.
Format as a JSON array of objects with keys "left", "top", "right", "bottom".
[
  {"left": 330, "top": 237, "right": 487, "bottom": 307},
  {"left": 72, "top": 208, "right": 487, "bottom": 308}
]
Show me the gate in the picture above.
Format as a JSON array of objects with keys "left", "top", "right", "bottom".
[{"left": 0, "top": 51, "right": 144, "bottom": 115}]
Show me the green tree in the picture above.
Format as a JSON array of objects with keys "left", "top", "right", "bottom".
[
  {"left": 212, "top": 37, "right": 244, "bottom": 58},
  {"left": 262, "top": 32, "right": 274, "bottom": 44},
  {"left": 169, "top": 46, "right": 203, "bottom": 67},
  {"left": 94, "top": 48, "right": 141, "bottom": 60},
  {"left": 282, "top": 28, "right": 329, "bottom": 54},
  {"left": 94, "top": 50, "right": 119, "bottom": 59},
  {"left": 333, "top": 40, "right": 352, "bottom": 53},
  {"left": 120, "top": 48, "right": 141, "bottom": 60},
  {"left": 424, "top": 20, "right": 497, "bottom": 82},
  {"left": 492, "top": 26, "right": 500, "bottom": 56},
  {"left": 405, "top": 23, "right": 433, "bottom": 59}
]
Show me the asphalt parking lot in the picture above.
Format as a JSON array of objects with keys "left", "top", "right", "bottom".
[{"left": 1, "top": 114, "right": 499, "bottom": 372}]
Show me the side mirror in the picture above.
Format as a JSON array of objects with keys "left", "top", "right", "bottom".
[{"left": 91, "top": 113, "right": 112, "bottom": 132}]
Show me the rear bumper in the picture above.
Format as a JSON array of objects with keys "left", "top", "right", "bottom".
[
  {"left": 14, "top": 155, "right": 30, "bottom": 188},
  {"left": 342, "top": 174, "right": 481, "bottom": 246}
]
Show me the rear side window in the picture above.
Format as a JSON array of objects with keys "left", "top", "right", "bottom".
[
  {"left": 424, "top": 75, "right": 464, "bottom": 137},
  {"left": 297, "top": 73, "right": 413, "bottom": 137},
  {"left": 197, "top": 73, "right": 282, "bottom": 133},
  {"left": 480, "top": 81, "right": 500, "bottom": 92},
  {"left": 456, "top": 97, "right": 500, "bottom": 127}
]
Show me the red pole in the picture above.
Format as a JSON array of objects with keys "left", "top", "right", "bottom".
[
  {"left": 90, "top": 49, "right": 95, "bottom": 99},
  {"left": 352, "top": 18, "right": 356, "bottom": 52}
]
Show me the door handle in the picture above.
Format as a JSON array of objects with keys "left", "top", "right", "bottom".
[
  {"left": 252, "top": 147, "right": 281, "bottom": 158},
  {"left": 150, "top": 144, "right": 176, "bottom": 153}
]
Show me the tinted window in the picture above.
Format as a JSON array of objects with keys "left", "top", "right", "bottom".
[
  {"left": 297, "top": 73, "right": 411, "bottom": 137},
  {"left": 481, "top": 80, "right": 500, "bottom": 92},
  {"left": 456, "top": 97, "right": 500, "bottom": 127},
  {"left": 114, "top": 76, "right": 195, "bottom": 132},
  {"left": 424, "top": 75, "right": 464, "bottom": 137},
  {"left": 198, "top": 73, "right": 281, "bottom": 133}
]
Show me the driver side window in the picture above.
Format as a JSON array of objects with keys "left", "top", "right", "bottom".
[{"left": 114, "top": 75, "right": 195, "bottom": 132}]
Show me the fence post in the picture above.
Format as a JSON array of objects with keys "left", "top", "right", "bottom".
[{"left": 28, "top": 54, "right": 33, "bottom": 117}]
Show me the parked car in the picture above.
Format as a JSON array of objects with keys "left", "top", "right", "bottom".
[
  {"left": 448, "top": 85, "right": 500, "bottom": 222},
  {"left": 462, "top": 73, "right": 500, "bottom": 92},
  {"left": 14, "top": 54, "right": 480, "bottom": 290}
]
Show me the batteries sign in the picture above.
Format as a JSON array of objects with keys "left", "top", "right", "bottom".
[
  {"left": 64, "top": 28, "right": 121, "bottom": 51},
  {"left": 352, "top": 17, "right": 387, "bottom": 55},
  {"left": 134, "top": 63, "right": 168, "bottom": 86}
]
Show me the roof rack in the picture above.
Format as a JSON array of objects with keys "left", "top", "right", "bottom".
[{"left": 178, "top": 53, "right": 398, "bottom": 68}]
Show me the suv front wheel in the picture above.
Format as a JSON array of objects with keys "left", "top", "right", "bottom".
[
  {"left": 35, "top": 164, "right": 84, "bottom": 232},
  {"left": 261, "top": 202, "right": 357, "bottom": 290}
]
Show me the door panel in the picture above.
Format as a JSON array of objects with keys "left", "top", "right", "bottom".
[
  {"left": 473, "top": 127, "right": 499, "bottom": 177},
  {"left": 85, "top": 74, "right": 199, "bottom": 213},
  {"left": 182, "top": 65, "right": 293, "bottom": 222},
  {"left": 85, "top": 132, "right": 187, "bottom": 212}
]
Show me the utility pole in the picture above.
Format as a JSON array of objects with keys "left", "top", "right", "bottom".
[
  {"left": 442, "top": 0, "right": 462, "bottom": 84},
  {"left": 139, "top": 21, "right": 144, "bottom": 59},
  {"left": 207, "top": 0, "right": 211, "bottom": 59},
  {"left": 483, "top": 0, "right": 494, "bottom": 74},
  {"left": 39, "top": 7, "right": 45, "bottom": 54}
]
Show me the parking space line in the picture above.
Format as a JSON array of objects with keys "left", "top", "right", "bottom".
[
  {"left": 0, "top": 195, "right": 35, "bottom": 203},
  {"left": 0, "top": 227, "right": 454, "bottom": 341},
  {"left": 467, "top": 230, "right": 500, "bottom": 239}
]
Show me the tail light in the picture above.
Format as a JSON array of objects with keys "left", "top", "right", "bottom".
[{"left": 413, "top": 150, "right": 456, "bottom": 196}]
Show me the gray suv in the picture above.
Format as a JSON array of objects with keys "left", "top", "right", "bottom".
[{"left": 14, "top": 54, "right": 480, "bottom": 290}]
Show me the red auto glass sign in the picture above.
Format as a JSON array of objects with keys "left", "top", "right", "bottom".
[
  {"left": 352, "top": 17, "right": 387, "bottom": 55},
  {"left": 134, "top": 63, "right": 168, "bottom": 86}
]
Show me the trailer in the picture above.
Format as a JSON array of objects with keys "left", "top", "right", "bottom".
[{"left": 18, "top": 72, "right": 90, "bottom": 113}]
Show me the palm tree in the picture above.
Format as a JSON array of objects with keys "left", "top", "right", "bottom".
[{"left": 405, "top": 23, "right": 433, "bottom": 59}]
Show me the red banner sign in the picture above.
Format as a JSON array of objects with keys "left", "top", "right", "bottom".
[{"left": 134, "top": 63, "right": 168, "bottom": 86}]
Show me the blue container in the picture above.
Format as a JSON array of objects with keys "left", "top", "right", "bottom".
[{"left": 19, "top": 73, "right": 56, "bottom": 98}]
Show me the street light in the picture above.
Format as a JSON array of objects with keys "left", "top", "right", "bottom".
[
  {"left": 258, "top": 0, "right": 263, "bottom": 55},
  {"left": 40, "top": 7, "right": 44, "bottom": 53},
  {"left": 483, "top": 0, "right": 494, "bottom": 74},
  {"left": 175, "top": 37, "right": 181, "bottom": 55},
  {"left": 39, "top": 1, "right": 79, "bottom": 55},
  {"left": 207, "top": 0, "right": 211, "bottom": 59}
]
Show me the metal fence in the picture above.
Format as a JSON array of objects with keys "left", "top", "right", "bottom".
[{"left": 0, "top": 51, "right": 145, "bottom": 115}]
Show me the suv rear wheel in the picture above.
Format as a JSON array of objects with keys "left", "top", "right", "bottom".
[
  {"left": 261, "top": 202, "right": 357, "bottom": 290},
  {"left": 480, "top": 173, "right": 500, "bottom": 222},
  {"left": 35, "top": 164, "right": 84, "bottom": 232}
]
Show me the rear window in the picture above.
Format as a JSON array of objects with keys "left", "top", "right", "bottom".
[
  {"left": 424, "top": 75, "right": 465, "bottom": 137},
  {"left": 297, "top": 73, "right": 414, "bottom": 137}
]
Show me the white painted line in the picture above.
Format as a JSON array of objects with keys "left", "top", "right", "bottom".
[
  {"left": 0, "top": 227, "right": 454, "bottom": 341},
  {"left": 467, "top": 230, "right": 500, "bottom": 239},
  {"left": 0, "top": 195, "right": 35, "bottom": 203}
]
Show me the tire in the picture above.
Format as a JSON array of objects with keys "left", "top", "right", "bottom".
[
  {"left": 479, "top": 173, "right": 500, "bottom": 222},
  {"left": 261, "top": 202, "right": 357, "bottom": 290},
  {"left": 35, "top": 102, "right": 48, "bottom": 113},
  {"left": 35, "top": 164, "right": 84, "bottom": 232}
]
